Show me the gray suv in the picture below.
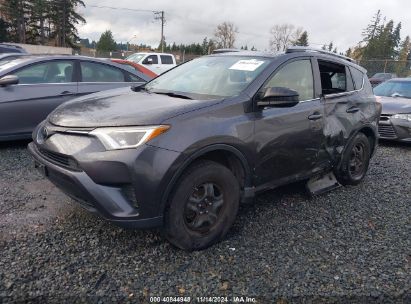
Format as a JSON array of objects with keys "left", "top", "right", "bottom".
[{"left": 29, "top": 47, "right": 381, "bottom": 250}]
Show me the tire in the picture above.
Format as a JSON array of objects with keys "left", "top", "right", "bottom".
[
  {"left": 335, "top": 132, "right": 371, "bottom": 185},
  {"left": 164, "top": 160, "right": 240, "bottom": 251}
]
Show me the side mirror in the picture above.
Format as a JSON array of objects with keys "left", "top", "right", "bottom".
[
  {"left": 0, "top": 75, "right": 19, "bottom": 87},
  {"left": 257, "top": 87, "right": 299, "bottom": 108}
]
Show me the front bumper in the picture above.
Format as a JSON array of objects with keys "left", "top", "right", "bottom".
[
  {"left": 28, "top": 138, "right": 182, "bottom": 228},
  {"left": 378, "top": 115, "right": 411, "bottom": 142}
]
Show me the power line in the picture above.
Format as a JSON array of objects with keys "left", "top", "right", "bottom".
[
  {"left": 87, "top": 5, "right": 165, "bottom": 50},
  {"left": 88, "top": 5, "right": 160, "bottom": 14}
]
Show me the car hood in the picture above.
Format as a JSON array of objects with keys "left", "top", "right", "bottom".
[
  {"left": 49, "top": 87, "right": 221, "bottom": 127},
  {"left": 377, "top": 96, "right": 411, "bottom": 114}
]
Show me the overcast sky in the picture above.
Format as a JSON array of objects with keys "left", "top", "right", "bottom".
[{"left": 78, "top": 0, "right": 411, "bottom": 52}]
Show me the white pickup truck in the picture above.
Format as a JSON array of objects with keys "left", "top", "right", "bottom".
[{"left": 126, "top": 52, "right": 177, "bottom": 74}]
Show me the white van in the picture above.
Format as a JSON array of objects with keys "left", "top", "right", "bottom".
[{"left": 126, "top": 52, "right": 177, "bottom": 74}]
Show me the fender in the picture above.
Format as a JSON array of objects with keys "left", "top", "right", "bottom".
[{"left": 159, "top": 143, "right": 254, "bottom": 211}]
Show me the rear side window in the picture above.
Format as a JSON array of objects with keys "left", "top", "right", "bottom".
[
  {"left": 160, "top": 55, "right": 173, "bottom": 64},
  {"left": 318, "top": 60, "right": 346, "bottom": 95},
  {"left": 350, "top": 67, "right": 364, "bottom": 90},
  {"left": 13, "top": 60, "right": 74, "bottom": 84},
  {"left": 80, "top": 62, "right": 125, "bottom": 82}
]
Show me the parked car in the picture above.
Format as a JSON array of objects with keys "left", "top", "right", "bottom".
[
  {"left": 369, "top": 72, "right": 397, "bottom": 87},
  {"left": 0, "top": 53, "right": 26, "bottom": 65},
  {"left": 126, "top": 52, "right": 176, "bottom": 74},
  {"left": 29, "top": 48, "right": 381, "bottom": 250},
  {"left": 0, "top": 43, "right": 27, "bottom": 54},
  {"left": 374, "top": 78, "right": 411, "bottom": 142},
  {"left": 110, "top": 59, "right": 158, "bottom": 78},
  {"left": 0, "top": 55, "right": 150, "bottom": 141}
]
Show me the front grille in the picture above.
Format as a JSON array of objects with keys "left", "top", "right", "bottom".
[
  {"left": 38, "top": 148, "right": 80, "bottom": 171},
  {"left": 378, "top": 124, "right": 397, "bottom": 139}
]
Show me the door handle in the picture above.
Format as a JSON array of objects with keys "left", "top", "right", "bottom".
[
  {"left": 59, "top": 91, "right": 75, "bottom": 96},
  {"left": 346, "top": 106, "right": 360, "bottom": 113},
  {"left": 308, "top": 113, "right": 323, "bottom": 120}
]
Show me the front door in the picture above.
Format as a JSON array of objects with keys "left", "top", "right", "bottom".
[
  {"left": 253, "top": 58, "right": 324, "bottom": 188},
  {"left": 0, "top": 60, "right": 77, "bottom": 139}
]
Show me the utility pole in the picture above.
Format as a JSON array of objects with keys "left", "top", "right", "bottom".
[{"left": 154, "top": 11, "right": 165, "bottom": 52}]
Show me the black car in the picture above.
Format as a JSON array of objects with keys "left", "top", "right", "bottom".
[
  {"left": 0, "top": 55, "right": 150, "bottom": 141},
  {"left": 374, "top": 78, "right": 411, "bottom": 142},
  {"left": 0, "top": 43, "right": 27, "bottom": 54},
  {"left": 29, "top": 47, "right": 381, "bottom": 250}
]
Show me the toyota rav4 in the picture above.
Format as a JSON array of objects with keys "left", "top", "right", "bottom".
[{"left": 29, "top": 47, "right": 381, "bottom": 250}]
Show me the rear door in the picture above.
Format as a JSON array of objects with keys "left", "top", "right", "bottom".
[
  {"left": 159, "top": 54, "right": 176, "bottom": 73},
  {"left": 315, "top": 59, "right": 363, "bottom": 162},
  {"left": 77, "top": 60, "right": 144, "bottom": 96},
  {"left": 0, "top": 59, "right": 77, "bottom": 138}
]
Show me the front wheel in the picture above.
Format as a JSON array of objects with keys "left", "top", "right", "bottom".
[
  {"left": 335, "top": 132, "right": 371, "bottom": 185},
  {"left": 164, "top": 160, "right": 240, "bottom": 251}
]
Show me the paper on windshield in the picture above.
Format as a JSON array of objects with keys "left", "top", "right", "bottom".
[{"left": 229, "top": 59, "right": 264, "bottom": 71}]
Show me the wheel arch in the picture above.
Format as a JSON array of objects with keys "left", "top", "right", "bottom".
[
  {"left": 357, "top": 125, "right": 378, "bottom": 157},
  {"left": 160, "top": 144, "right": 253, "bottom": 212},
  {"left": 337, "top": 124, "right": 378, "bottom": 169}
]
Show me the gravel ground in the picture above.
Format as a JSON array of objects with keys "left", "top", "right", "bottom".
[{"left": 0, "top": 140, "right": 410, "bottom": 303}]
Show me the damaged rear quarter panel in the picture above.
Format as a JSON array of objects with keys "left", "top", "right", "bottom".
[{"left": 323, "top": 86, "right": 380, "bottom": 165}]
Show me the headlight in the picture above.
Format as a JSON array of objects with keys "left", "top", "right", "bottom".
[
  {"left": 392, "top": 114, "right": 411, "bottom": 122},
  {"left": 90, "top": 125, "right": 170, "bottom": 150}
]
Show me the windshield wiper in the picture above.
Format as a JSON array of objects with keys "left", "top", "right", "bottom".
[{"left": 152, "top": 91, "right": 193, "bottom": 100}]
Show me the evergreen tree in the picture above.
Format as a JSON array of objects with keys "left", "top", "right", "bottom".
[
  {"left": 0, "top": 18, "right": 10, "bottom": 42},
  {"left": 28, "top": 0, "right": 52, "bottom": 44},
  {"left": 395, "top": 36, "right": 411, "bottom": 76},
  {"left": 1, "top": 0, "right": 31, "bottom": 43},
  {"left": 362, "top": 10, "right": 382, "bottom": 42},
  {"left": 96, "top": 30, "right": 116, "bottom": 52},
  {"left": 49, "top": 0, "right": 85, "bottom": 47}
]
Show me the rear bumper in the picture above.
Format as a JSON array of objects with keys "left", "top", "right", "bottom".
[{"left": 28, "top": 142, "right": 180, "bottom": 228}]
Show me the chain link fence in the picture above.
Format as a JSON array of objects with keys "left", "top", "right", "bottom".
[{"left": 357, "top": 59, "right": 411, "bottom": 78}]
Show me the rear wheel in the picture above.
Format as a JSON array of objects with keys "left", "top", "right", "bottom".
[
  {"left": 164, "top": 161, "right": 240, "bottom": 251},
  {"left": 335, "top": 132, "right": 371, "bottom": 185}
]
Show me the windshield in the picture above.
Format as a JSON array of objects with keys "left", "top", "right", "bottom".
[
  {"left": 144, "top": 56, "right": 271, "bottom": 99},
  {"left": 374, "top": 81, "right": 411, "bottom": 99},
  {"left": 126, "top": 53, "right": 145, "bottom": 62}
]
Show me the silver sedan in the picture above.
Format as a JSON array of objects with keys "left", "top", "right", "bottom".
[{"left": 0, "top": 55, "right": 151, "bottom": 141}]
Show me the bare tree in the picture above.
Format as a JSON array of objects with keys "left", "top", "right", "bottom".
[
  {"left": 214, "top": 22, "right": 238, "bottom": 48},
  {"left": 269, "top": 24, "right": 303, "bottom": 52}
]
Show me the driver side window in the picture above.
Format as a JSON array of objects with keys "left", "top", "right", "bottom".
[{"left": 264, "top": 59, "right": 314, "bottom": 101}]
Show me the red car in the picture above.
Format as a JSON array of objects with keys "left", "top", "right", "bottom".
[{"left": 110, "top": 59, "right": 158, "bottom": 79}]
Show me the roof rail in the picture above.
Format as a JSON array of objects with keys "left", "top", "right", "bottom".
[
  {"left": 286, "top": 46, "right": 356, "bottom": 63},
  {"left": 212, "top": 48, "right": 242, "bottom": 54}
]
